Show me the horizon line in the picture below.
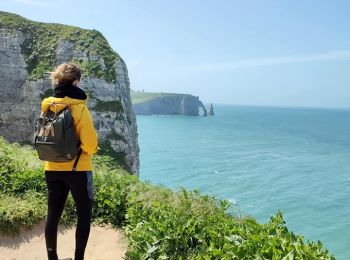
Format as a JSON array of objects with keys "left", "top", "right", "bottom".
[{"left": 201, "top": 102, "right": 350, "bottom": 111}]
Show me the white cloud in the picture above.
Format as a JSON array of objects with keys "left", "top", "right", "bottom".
[
  {"left": 10, "top": 0, "right": 56, "bottom": 8},
  {"left": 194, "top": 50, "right": 350, "bottom": 71}
]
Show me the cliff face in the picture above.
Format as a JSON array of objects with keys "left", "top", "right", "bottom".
[
  {"left": 0, "top": 12, "right": 139, "bottom": 175},
  {"left": 132, "top": 92, "right": 207, "bottom": 116}
]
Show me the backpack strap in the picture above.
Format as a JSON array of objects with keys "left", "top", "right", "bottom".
[
  {"left": 39, "top": 109, "right": 49, "bottom": 134},
  {"left": 49, "top": 102, "right": 70, "bottom": 120},
  {"left": 72, "top": 149, "right": 82, "bottom": 172}
]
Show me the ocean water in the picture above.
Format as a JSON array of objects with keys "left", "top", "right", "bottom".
[{"left": 137, "top": 105, "right": 350, "bottom": 259}]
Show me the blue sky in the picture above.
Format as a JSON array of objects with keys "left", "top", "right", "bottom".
[{"left": 2, "top": 0, "right": 350, "bottom": 108}]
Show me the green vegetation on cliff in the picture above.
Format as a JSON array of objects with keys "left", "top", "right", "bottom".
[
  {"left": 131, "top": 90, "right": 183, "bottom": 104},
  {"left": 0, "top": 138, "right": 334, "bottom": 259},
  {"left": 0, "top": 11, "right": 119, "bottom": 83}
]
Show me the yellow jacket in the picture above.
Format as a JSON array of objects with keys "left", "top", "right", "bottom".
[{"left": 41, "top": 96, "right": 98, "bottom": 171}]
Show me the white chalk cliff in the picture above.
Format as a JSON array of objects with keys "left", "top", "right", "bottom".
[{"left": 0, "top": 12, "right": 140, "bottom": 175}]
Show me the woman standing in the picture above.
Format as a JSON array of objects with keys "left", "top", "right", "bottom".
[{"left": 41, "top": 63, "right": 98, "bottom": 260}]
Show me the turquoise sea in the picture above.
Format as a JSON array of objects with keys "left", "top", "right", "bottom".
[{"left": 137, "top": 105, "right": 350, "bottom": 259}]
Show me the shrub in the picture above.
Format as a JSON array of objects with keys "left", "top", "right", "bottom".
[
  {"left": 93, "top": 167, "right": 138, "bottom": 226},
  {"left": 0, "top": 139, "right": 45, "bottom": 194},
  {"left": 0, "top": 191, "right": 46, "bottom": 234},
  {"left": 0, "top": 137, "right": 335, "bottom": 259},
  {"left": 124, "top": 185, "right": 334, "bottom": 259}
]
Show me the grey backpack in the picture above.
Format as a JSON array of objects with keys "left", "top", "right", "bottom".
[{"left": 34, "top": 102, "right": 82, "bottom": 170}]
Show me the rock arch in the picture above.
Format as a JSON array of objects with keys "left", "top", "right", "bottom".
[{"left": 198, "top": 101, "right": 208, "bottom": 116}]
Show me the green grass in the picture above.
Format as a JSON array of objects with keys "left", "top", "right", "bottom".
[
  {"left": 0, "top": 11, "right": 119, "bottom": 83},
  {"left": 0, "top": 191, "right": 46, "bottom": 234},
  {"left": 131, "top": 90, "right": 184, "bottom": 104},
  {"left": 0, "top": 137, "right": 335, "bottom": 259}
]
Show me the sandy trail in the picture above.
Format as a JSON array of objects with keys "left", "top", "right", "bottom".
[{"left": 0, "top": 221, "right": 127, "bottom": 260}]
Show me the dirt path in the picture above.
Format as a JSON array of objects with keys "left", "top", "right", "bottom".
[{"left": 0, "top": 221, "right": 128, "bottom": 260}]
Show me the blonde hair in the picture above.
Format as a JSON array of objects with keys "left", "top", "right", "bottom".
[{"left": 50, "top": 63, "right": 82, "bottom": 86}]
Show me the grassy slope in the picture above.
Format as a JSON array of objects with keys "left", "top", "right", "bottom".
[
  {"left": 131, "top": 90, "right": 188, "bottom": 104},
  {"left": 0, "top": 11, "right": 119, "bottom": 83},
  {"left": 0, "top": 137, "right": 334, "bottom": 259}
]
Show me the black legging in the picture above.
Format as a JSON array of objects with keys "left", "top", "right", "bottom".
[{"left": 45, "top": 171, "right": 93, "bottom": 260}]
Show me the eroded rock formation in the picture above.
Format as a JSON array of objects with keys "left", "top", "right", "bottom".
[
  {"left": 0, "top": 12, "right": 139, "bottom": 175},
  {"left": 132, "top": 93, "right": 208, "bottom": 116}
]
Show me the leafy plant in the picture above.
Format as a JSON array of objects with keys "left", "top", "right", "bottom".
[
  {"left": 93, "top": 169, "right": 138, "bottom": 226},
  {"left": 0, "top": 139, "right": 45, "bottom": 194},
  {"left": 0, "top": 137, "right": 335, "bottom": 259},
  {"left": 0, "top": 191, "right": 46, "bottom": 234}
]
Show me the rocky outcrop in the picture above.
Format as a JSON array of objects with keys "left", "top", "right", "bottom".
[
  {"left": 199, "top": 101, "right": 208, "bottom": 117},
  {"left": 132, "top": 93, "right": 207, "bottom": 116},
  {"left": 208, "top": 103, "right": 214, "bottom": 116},
  {"left": 0, "top": 12, "right": 139, "bottom": 175}
]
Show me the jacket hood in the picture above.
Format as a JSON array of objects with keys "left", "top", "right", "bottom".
[{"left": 41, "top": 96, "right": 87, "bottom": 113}]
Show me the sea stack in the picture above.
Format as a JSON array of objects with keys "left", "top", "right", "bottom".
[{"left": 208, "top": 102, "right": 214, "bottom": 116}]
